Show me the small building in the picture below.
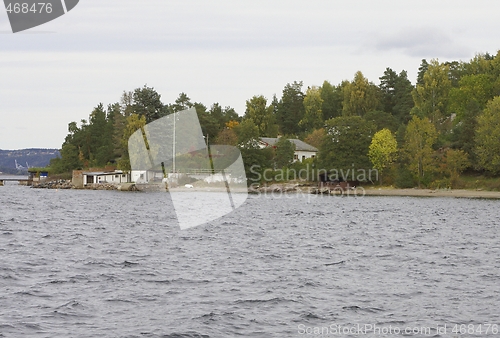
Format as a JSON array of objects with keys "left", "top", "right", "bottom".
[
  {"left": 83, "top": 170, "right": 131, "bottom": 185},
  {"left": 72, "top": 169, "right": 131, "bottom": 188},
  {"left": 27, "top": 169, "right": 50, "bottom": 185},
  {"left": 259, "top": 137, "right": 318, "bottom": 162}
]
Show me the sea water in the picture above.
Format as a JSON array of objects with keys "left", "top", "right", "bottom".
[{"left": 0, "top": 183, "right": 499, "bottom": 337}]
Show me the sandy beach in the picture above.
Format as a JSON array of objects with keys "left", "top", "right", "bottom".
[{"left": 362, "top": 187, "right": 500, "bottom": 199}]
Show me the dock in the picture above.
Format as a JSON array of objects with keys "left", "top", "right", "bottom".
[{"left": 0, "top": 176, "right": 31, "bottom": 186}]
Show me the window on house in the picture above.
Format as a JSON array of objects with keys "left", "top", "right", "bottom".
[
  {"left": 294, "top": 154, "right": 298, "bottom": 160},
  {"left": 302, "top": 156, "right": 306, "bottom": 161}
]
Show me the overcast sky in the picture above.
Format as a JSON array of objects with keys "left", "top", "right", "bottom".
[{"left": 1, "top": 0, "right": 499, "bottom": 150}]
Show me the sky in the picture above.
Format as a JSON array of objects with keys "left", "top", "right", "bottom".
[{"left": 1, "top": 0, "right": 499, "bottom": 150}]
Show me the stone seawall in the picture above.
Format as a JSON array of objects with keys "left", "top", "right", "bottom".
[{"left": 31, "top": 179, "right": 137, "bottom": 191}]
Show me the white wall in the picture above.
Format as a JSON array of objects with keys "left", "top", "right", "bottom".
[{"left": 294, "top": 150, "right": 316, "bottom": 162}]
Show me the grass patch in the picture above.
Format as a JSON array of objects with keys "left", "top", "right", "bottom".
[{"left": 456, "top": 174, "right": 500, "bottom": 191}]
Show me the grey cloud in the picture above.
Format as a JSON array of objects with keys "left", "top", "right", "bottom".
[{"left": 375, "top": 27, "right": 470, "bottom": 59}]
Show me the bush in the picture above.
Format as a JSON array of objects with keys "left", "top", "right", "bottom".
[{"left": 394, "top": 166, "right": 415, "bottom": 188}]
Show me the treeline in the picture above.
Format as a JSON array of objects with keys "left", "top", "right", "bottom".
[{"left": 51, "top": 50, "right": 500, "bottom": 188}]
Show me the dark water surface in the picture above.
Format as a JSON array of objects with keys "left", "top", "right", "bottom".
[{"left": 0, "top": 184, "right": 499, "bottom": 337}]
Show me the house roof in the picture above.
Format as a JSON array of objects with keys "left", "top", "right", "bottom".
[
  {"left": 83, "top": 170, "right": 127, "bottom": 176},
  {"left": 260, "top": 138, "right": 318, "bottom": 152}
]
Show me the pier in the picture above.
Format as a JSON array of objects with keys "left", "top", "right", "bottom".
[{"left": 0, "top": 176, "right": 31, "bottom": 186}]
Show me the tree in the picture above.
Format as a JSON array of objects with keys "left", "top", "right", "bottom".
[
  {"left": 474, "top": 96, "right": 500, "bottom": 174},
  {"left": 320, "top": 80, "right": 343, "bottom": 120},
  {"left": 379, "top": 68, "right": 398, "bottom": 113},
  {"left": 368, "top": 128, "right": 398, "bottom": 184},
  {"left": 392, "top": 70, "right": 415, "bottom": 124},
  {"left": 215, "top": 128, "right": 238, "bottom": 146},
  {"left": 319, "top": 116, "right": 376, "bottom": 172},
  {"left": 416, "top": 59, "right": 429, "bottom": 86},
  {"left": 120, "top": 91, "right": 134, "bottom": 117},
  {"left": 244, "top": 95, "right": 277, "bottom": 136},
  {"left": 274, "top": 138, "right": 295, "bottom": 168},
  {"left": 342, "top": 71, "right": 380, "bottom": 117},
  {"left": 235, "top": 119, "right": 260, "bottom": 149},
  {"left": 412, "top": 59, "right": 452, "bottom": 125},
  {"left": 404, "top": 116, "right": 438, "bottom": 187},
  {"left": 276, "top": 81, "right": 305, "bottom": 135},
  {"left": 172, "top": 92, "right": 193, "bottom": 112},
  {"left": 118, "top": 113, "right": 147, "bottom": 171},
  {"left": 443, "top": 149, "right": 469, "bottom": 185},
  {"left": 132, "top": 85, "right": 167, "bottom": 123},
  {"left": 304, "top": 128, "right": 326, "bottom": 149},
  {"left": 380, "top": 68, "right": 414, "bottom": 123},
  {"left": 87, "top": 103, "right": 114, "bottom": 167},
  {"left": 448, "top": 74, "right": 493, "bottom": 121},
  {"left": 363, "top": 110, "right": 399, "bottom": 132},
  {"left": 300, "top": 86, "right": 324, "bottom": 132},
  {"left": 450, "top": 100, "right": 481, "bottom": 159},
  {"left": 209, "top": 103, "right": 240, "bottom": 130}
]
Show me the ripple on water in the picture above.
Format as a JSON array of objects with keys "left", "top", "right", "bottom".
[{"left": 0, "top": 189, "right": 499, "bottom": 336}]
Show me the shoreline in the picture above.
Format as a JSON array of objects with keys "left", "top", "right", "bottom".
[
  {"left": 361, "top": 187, "right": 500, "bottom": 199},
  {"left": 252, "top": 183, "right": 500, "bottom": 199},
  {"left": 10, "top": 179, "right": 500, "bottom": 199}
]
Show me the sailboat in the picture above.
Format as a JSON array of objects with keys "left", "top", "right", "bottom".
[{"left": 128, "top": 108, "right": 248, "bottom": 230}]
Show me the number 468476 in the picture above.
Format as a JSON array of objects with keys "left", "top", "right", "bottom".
[
  {"left": 5, "top": 3, "right": 53, "bottom": 14},
  {"left": 452, "top": 324, "right": 498, "bottom": 335}
]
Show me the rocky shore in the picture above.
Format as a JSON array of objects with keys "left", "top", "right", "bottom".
[
  {"left": 31, "top": 180, "right": 138, "bottom": 191},
  {"left": 32, "top": 179, "right": 73, "bottom": 189}
]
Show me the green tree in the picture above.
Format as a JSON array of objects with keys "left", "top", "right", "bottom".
[
  {"left": 404, "top": 116, "right": 438, "bottom": 187},
  {"left": 412, "top": 59, "right": 452, "bottom": 125},
  {"left": 319, "top": 116, "right": 376, "bottom": 172},
  {"left": 118, "top": 113, "right": 147, "bottom": 171},
  {"left": 380, "top": 68, "right": 414, "bottom": 123},
  {"left": 300, "top": 86, "right": 324, "bottom": 132},
  {"left": 209, "top": 103, "right": 240, "bottom": 130},
  {"left": 342, "top": 71, "right": 380, "bottom": 117},
  {"left": 379, "top": 68, "right": 398, "bottom": 113},
  {"left": 392, "top": 70, "right": 415, "bottom": 124},
  {"left": 363, "top": 110, "right": 399, "bottom": 132},
  {"left": 276, "top": 81, "right": 305, "bottom": 135},
  {"left": 172, "top": 92, "right": 193, "bottom": 112},
  {"left": 274, "top": 138, "right": 295, "bottom": 168},
  {"left": 320, "top": 80, "right": 343, "bottom": 120},
  {"left": 474, "top": 96, "right": 500, "bottom": 174},
  {"left": 87, "top": 103, "right": 114, "bottom": 167},
  {"left": 235, "top": 119, "right": 260, "bottom": 148},
  {"left": 416, "top": 59, "right": 429, "bottom": 86},
  {"left": 443, "top": 149, "right": 469, "bottom": 186},
  {"left": 132, "top": 85, "right": 167, "bottom": 123},
  {"left": 448, "top": 74, "right": 493, "bottom": 121},
  {"left": 368, "top": 128, "right": 398, "bottom": 183},
  {"left": 244, "top": 95, "right": 277, "bottom": 136},
  {"left": 120, "top": 91, "right": 134, "bottom": 117}
]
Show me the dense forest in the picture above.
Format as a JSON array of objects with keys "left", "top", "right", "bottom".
[{"left": 50, "top": 51, "right": 500, "bottom": 188}]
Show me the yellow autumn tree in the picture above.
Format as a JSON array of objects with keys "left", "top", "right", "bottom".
[{"left": 368, "top": 128, "right": 398, "bottom": 184}]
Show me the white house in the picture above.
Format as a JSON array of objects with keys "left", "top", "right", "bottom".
[
  {"left": 259, "top": 137, "right": 318, "bottom": 162},
  {"left": 82, "top": 170, "right": 131, "bottom": 185}
]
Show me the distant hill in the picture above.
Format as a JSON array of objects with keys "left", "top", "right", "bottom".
[{"left": 0, "top": 148, "right": 60, "bottom": 174}]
